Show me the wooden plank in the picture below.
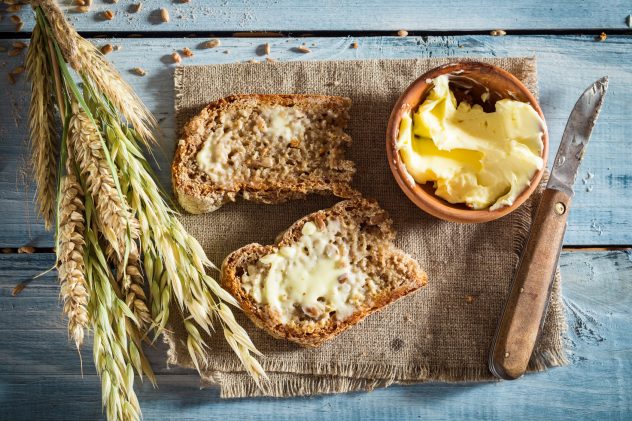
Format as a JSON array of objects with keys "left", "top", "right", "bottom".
[
  {"left": 1, "top": 35, "right": 630, "bottom": 247},
  {"left": 1, "top": 1, "right": 631, "bottom": 33},
  {"left": 0, "top": 251, "right": 630, "bottom": 420}
]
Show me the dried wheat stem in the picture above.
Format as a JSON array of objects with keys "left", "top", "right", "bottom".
[
  {"left": 57, "top": 162, "right": 88, "bottom": 349},
  {"left": 36, "top": 0, "right": 81, "bottom": 69},
  {"left": 26, "top": 22, "right": 58, "bottom": 229},
  {"left": 75, "top": 38, "right": 157, "bottom": 144},
  {"left": 68, "top": 103, "right": 140, "bottom": 260}
]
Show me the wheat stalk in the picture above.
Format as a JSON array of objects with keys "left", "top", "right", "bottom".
[
  {"left": 68, "top": 102, "right": 140, "bottom": 260},
  {"left": 57, "top": 162, "right": 88, "bottom": 350},
  {"left": 102, "top": 114, "right": 266, "bottom": 381},
  {"left": 26, "top": 22, "right": 58, "bottom": 229}
]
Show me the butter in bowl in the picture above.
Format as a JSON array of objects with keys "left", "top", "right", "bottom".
[{"left": 386, "top": 61, "right": 549, "bottom": 223}]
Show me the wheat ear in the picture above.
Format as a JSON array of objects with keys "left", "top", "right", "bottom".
[
  {"left": 26, "top": 22, "right": 58, "bottom": 229},
  {"left": 68, "top": 102, "right": 140, "bottom": 261},
  {"left": 36, "top": 0, "right": 80, "bottom": 69},
  {"left": 57, "top": 161, "right": 88, "bottom": 350}
]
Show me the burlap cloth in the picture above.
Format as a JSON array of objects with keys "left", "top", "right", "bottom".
[{"left": 165, "top": 57, "right": 568, "bottom": 398}]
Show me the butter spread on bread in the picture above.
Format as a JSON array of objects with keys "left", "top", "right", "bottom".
[{"left": 221, "top": 199, "right": 428, "bottom": 347}]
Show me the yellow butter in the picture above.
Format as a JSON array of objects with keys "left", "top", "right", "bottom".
[
  {"left": 242, "top": 221, "right": 370, "bottom": 323},
  {"left": 396, "top": 75, "right": 545, "bottom": 210}
]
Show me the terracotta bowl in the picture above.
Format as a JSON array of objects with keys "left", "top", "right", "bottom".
[{"left": 386, "top": 61, "right": 548, "bottom": 223}]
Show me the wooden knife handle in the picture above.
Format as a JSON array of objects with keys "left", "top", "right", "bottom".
[{"left": 489, "top": 188, "right": 571, "bottom": 380}]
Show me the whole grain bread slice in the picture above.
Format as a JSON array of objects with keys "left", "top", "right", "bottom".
[
  {"left": 221, "top": 198, "right": 428, "bottom": 347},
  {"left": 173, "top": 94, "right": 358, "bottom": 213}
]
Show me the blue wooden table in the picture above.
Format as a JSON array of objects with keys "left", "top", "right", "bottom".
[{"left": 1, "top": 2, "right": 631, "bottom": 420}]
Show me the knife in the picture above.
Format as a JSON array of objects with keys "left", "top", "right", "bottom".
[{"left": 489, "top": 77, "right": 609, "bottom": 380}]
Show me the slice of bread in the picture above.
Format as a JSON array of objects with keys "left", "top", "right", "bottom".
[
  {"left": 173, "top": 94, "right": 358, "bottom": 213},
  {"left": 221, "top": 198, "right": 428, "bottom": 347}
]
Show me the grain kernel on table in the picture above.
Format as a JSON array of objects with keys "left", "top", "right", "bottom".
[
  {"left": 131, "top": 67, "right": 146, "bottom": 76},
  {"left": 204, "top": 39, "right": 221, "bottom": 49},
  {"left": 397, "top": 29, "right": 408, "bottom": 37},
  {"left": 599, "top": 32, "right": 607, "bottom": 42},
  {"left": 160, "top": 8, "right": 170, "bottom": 22},
  {"left": 490, "top": 29, "right": 507, "bottom": 36},
  {"left": 74, "top": 6, "right": 89, "bottom": 13},
  {"left": 296, "top": 44, "right": 311, "bottom": 53},
  {"left": 352, "top": 40, "right": 359, "bottom": 49},
  {"left": 182, "top": 47, "right": 194, "bottom": 57},
  {"left": 100, "top": 44, "right": 114, "bottom": 55},
  {"left": 102, "top": 10, "right": 115, "bottom": 20},
  {"left": 171, "top": 52, "right": 182, "bottom": 63}
]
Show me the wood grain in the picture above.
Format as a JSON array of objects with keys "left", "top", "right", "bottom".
[
  {"left": 1, "top": 1, "right": 631, "bottom": 33},
  {"left": 1, "top": 250, "right": 630, "bottom": 420},
  {"left": 0, "top": 35, "right": 630, "bottom": 247}
]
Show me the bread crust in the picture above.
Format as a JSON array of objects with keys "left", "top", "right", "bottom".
[
  {"left": 221, "top": 198, "right": 428, "bottom": 347},
  {"left": 173, "top": 94, "right": 359, "bottom": 214}
]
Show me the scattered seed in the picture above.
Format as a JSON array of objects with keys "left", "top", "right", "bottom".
[
  {"left": 296, "top": 44, "right": 311, "bottom": 53},
  {"left": 131, "top": 3, "right": 142, "bottom": 13},
  {"left": 397, "top": 29, "right": 408, "bottom": 37},
  {"left": 351, "top": 40, "right": 358, "bottom": 49},
  {"left": 171, "top": 52, "right": 181, "bottom": 63},
  {"left": 204, "top": 39, "right": 221, "bottom": 48},
  {"left": 74, "top": 5, "right": 89, "bottom": 12},
  {"left": 182, "top": 47, "right": 193, "bottom": 57},
  {"left": 12, "top": 41, "right": 27, "bottom": 49},
  {"left": 490, "top": 29, "right": 506, "bottom": 36},
  {"left": 18, "top": 246, "right": 35, "bottom": 254},
  {"left": 102, "top": 10, "right": 115, "bottom": 20},
  {"left": 10, "top": 15, "right": 21, "bottom": 25},
  {"left": 132, "top": 67, "right": 146, "bottom": 76},
  {"left": 16, "top": 22, "right": 24, "bottom": 32},
  {"left": 10, "top": 66, "right": 25, "bottom": 75},
  {"left": 160, "top": 8, "right": 170, "bottom": 22},
  {"left": 100, "top": 44, "right": 114, "bottom": 54},
  {"left": 7, "top": 4, "right": 21, "bottom": 12},
  {"left": 75, "top": 0, "right": 86, "bottom": 5},
  {"left": 8, "top": 48, "right": 21, "bottom": 57},
  {"left": 598, "top": 32, "right": 607, "bottom": 42},
  {"left": 264, "top": 42, "right": 271, "bottom": 55},
  {"left": 12, "top": 282, "right": 27, "bottom": 296}
]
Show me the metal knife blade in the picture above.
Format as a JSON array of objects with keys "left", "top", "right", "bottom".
[
  {"left": 547, "top": 77, "right": 609, "bottom": 196},
  {"left": 489, "top": 78, "right": 608, "bottom": 380}
]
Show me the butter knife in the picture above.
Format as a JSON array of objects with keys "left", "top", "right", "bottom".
[{"left": 489, "top": 77, "right": 609, "bottom": 380}]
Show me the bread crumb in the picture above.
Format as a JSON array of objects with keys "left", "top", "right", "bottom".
[
  {"left": 204, "top": 39, "right": 221, "bottom": 49},
  {"left": 132, "top": 67, "right": 146, "bottom": 76},
  {"left": 397, "top": 30, "right": 408, "bottom": 37},
  {"left": 490, "top": 29, "right": 506, "bottom": 36}
]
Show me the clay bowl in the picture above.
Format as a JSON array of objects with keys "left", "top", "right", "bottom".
[{"left": 386, "top": 61, "right": 548, "bottom": 223}]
